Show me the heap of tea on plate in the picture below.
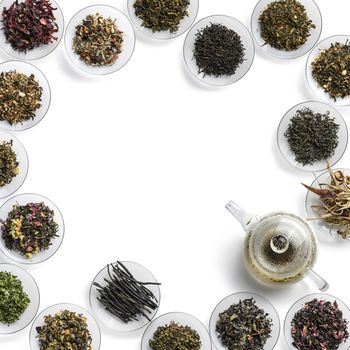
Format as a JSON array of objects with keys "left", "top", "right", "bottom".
[
  {"left": 285, "top": 107, "right": 339, "bottom": 165},
  {"left": 2, "top": 0, "right": 59, "bottom": 53},
  {"left": 0, "top": 70, "right": 43, "bottom": 126},
  {"left": 36, "top": 310, "right": 92, "bottom": 350},
  {"left": 312, "top": 41, "right": 350, "bottom": 101},
  {"left": 133, "top": 0, "right": 189, "bottom": 33},
  {"left": 149, "top": 322, "right": 201, "bottom": 350},
  {"left": 303, "top": 166, "right": 350, "bottom": 239},
  {"left": 0, "top": 271, "right": 30, "bottom": 325},
  {"left": 0, "top": 140, "right": 19, "bottom": 188},
  {"left": 93, "top": 261, "right": 160, "bottom": 323},
  {"left": 73, "top": 13, "right": 124, "bottom": 66},
  {"left": 259, "top": 0, "right": 315, "bottom": 51},
  {"left": 216, "top": 298, "right": 272, "bottom": 350},
  {"left": 1, "top": 202, "right": 59, "bottom": 258},
  {"left": 193, "top": 23, "right": 245, "bottom": 77},
  {"left": 291, "top": 298, "right": 349, "bottom": 350}
]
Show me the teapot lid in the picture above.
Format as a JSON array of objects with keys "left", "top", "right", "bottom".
[{"left": 246, "top": 213, "right": 317, "bottom": 283}]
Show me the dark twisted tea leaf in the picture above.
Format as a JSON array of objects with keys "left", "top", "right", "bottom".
[
  {"left": 193, "top": 23, "right": 245, "bottom": 77},
  {"left": 1, "top": 202, "right": 59, "bottom": 259},
  {"left": 149, "top": 321, "right": 201, "bottom": 350},
  {"left": 73, "top": 13, "right": 124, "bottom": 66},
  {"left": 0, "top": 271, "right": 30, "bottom": 325},
  {"left": 134, "top": 0, "right": 190, "bottom": 33},
  {"left": 0, "top": 140, "right": 19, "bottom": 188},
  {"left": 291, "top": 298, "right": 349, "bottom": 350},
  {"left": 259, "top": 0, "right": 315, "bottom": 51},
  {"left": 312, "top": 41, "right": 350, "bottom": 101},
  {"left": 0, "top": 70, "right": 43, "bottom": 126},
  {"left": 1, "top": 0, "right": 59, "bottom": 53},
  {"left": 93, "top": 261, "right": 160, "bottom": 323},
  {"left": 36, "top": 310, "right": 92, "bottom": 350},
  {"left": 216, "top": 298, "right": 272, "bottom": 350},
  {"left": 284, "top": 107, "right": 339, "bottom": 165}
]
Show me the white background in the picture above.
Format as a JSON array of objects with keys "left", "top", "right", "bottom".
[{"left": 1, "top": 0, "right": 350, "bottom": 349}]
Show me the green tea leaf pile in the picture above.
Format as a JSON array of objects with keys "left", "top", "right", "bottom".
[
  {"left": 133, "top": 0, "right": 190, "bottom": 33},
  {"left": 73, "top": 13, "right": 124, "bottom": 66},
  {"left": 259, "top": 0, "right": 315, "bottom": 51},
  {"left": 284, "top": 107, "right": 339, "bottom": 165},
  {"left": 36, "top": 310, "right": 92, "bottom": 350},
  {"left": 0, "top": 271, "right": 30, "bottom": 325},
  {"left": 0, "top": 140, "right": 19, "bottom": 188},
  {"left": 0, "top": 70, "right": 42, "bottom": 126},
  {"left": 312, "top": 41, "right": 350, "bottom": 101},
  {"left": 149, "top": 322, "right": 201, "bottom": 350},
  {"left": 1, "top": 202, "right": 59, "bottom": 259},
  {"left": 216, "top": 298, "right": 272, "bottom": 350}
]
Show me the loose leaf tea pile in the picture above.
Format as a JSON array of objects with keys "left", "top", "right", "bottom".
[
  {"left": 0, "top": 70, "right": 42, "bottom": 126},
  {"left": 93, "top": 261, "right": 160, "bottom": 323},
  {"left": 303, "top": 166, "right": 350, "bottom": 239},
  {"left": 291, "top": 298, "right": 349, "bottom": 350},
  {"left": 216, "top": 298, "right": 272, "bottom": 350},
  {"left": 0, "top": 140, "right": 19, "bottom": 187},
  {"left": 259, "top": 0, "right": 315, "bottom": 51},
  {"left": 2, "top": 0, "right": 59, "bottom": 53},
  {"left": 285, "top": 107, "right": 339, "bottom": 165},
  {"left": 149, "top": 322, "right": 201, "bottom": 350},
  {"left": 1, "top": 202, "right": 59, "bottom": 258},
  {"left": 73, "top": 13, "right": 124, "bottom": 66},
  {"left": 194, "top": 23, "right": 245, "bottom": 77},
  {"left": 133, "top": 0, "right": 190, "bottom": 33},
  {"left": 312, "top": 41, "right": 350, "bottom": 101},
  {"left": 0, "top": 271, "right": 30, "bottom": 325},
  {"left": 36, "top": 310, "right": 92, "bottom": 350}
]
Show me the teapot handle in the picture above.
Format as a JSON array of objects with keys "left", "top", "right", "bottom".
[
  {"left": 308, "top": 269, "right": 329, "bottom": 292},
  {"left": 225, "top": 200, "right": 256, "bottom": 232}
]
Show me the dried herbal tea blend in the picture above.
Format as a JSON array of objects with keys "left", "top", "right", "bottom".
[
  {"left": 0, "top": 140, "right": 19, "bottom": 187},
  {"left": 284, "top": 107, "right": 339, "bottom": 165},
  {"left": 193, "top": 23, "right": 245, "bottom": 77},
  {"left": 259, "top": 0, "right": 315, "bottom": 51},
  {"left": 93, "top": 261, "right": 160, "bottom": 323},
  {"left": 312, "top": 41, "right": 350, "bottom": 101},
  {"left": 73, "top": 13, "right": 124, "bottom": 66},
  {"left": 216, "top": 298, "right": 272, "bottom": 350},
  {"left": 1, "top": 202, "right": 59, "bottom": 258},
  {"left": 0, "top": 271, "right": 30, "bottom": 325},
  {"left": 291, "top": 298, "right": 349, "bottom": 350},
  {"left": 0, "top": 70, "right": 43, "bottom": 126},
  {"left": 36, "top": 310, "right": 92, "bottom": 350},
  {"left": 2, "top": 0, "right": 59, "bottom": 53},
  {"left": 133, "top": 0, "right": 190, "bottom": 33},
  {"left": 303, "top": 166, "right": 350, "bottom": 239},
  {"left": 149, "top": 321, "right": 201, "bottom": 350}
]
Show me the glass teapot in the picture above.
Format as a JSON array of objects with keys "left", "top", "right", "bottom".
[{"left": 226, "top": 200, "right": 329, "bottom": 291}]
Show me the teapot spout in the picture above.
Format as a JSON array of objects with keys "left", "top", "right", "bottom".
[{"left": 225, "top": 200, "right": 255, "bottom": 231}]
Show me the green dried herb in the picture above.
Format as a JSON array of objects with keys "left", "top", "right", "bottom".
[
  {"left": 1, "top": 202, "right": 59, "bottom": 259},
  {"left": 259, "top": 0, "right": 315, "bottom": 51},
  {"left": 134, "top": 0, "right": 190, "bottom": 33},
  {"left": 36, "top": 310, "right": 92, "bottom": 350},
  {"left": 149, "top": 321, "right": 201, "bottom": 350},
  {"left": 0, "top": 70, "right": 42, "bottom": 126},
  {"left": 0, "top": 271, "right": 30, "bottom": 325},
  {"left": 285, "top": 107, "right": 339, "bottom": 165},
  {"left": 73, "top": 13, "right": 124, "bottom": 66},
  {"left": 312, "top": 41, "right": 350, "bottom": 101},
  {"left": 216, "top": 298, "right": 272, "bottom": 350},
  {"left": 0, "top": 140, "right": 19, "bottom": 187}
]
